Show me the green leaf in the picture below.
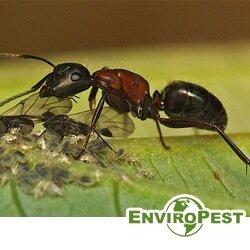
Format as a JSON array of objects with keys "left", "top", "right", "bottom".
[
  {"left": 0, "top": 44, "right": 250, "bottom": 216},
  {"left": 0, "top": 134, "right": 249, "bottom": 216}
]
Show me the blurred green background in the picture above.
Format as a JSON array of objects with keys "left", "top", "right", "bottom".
[{"left": 0, "top": 1, "right": 250, "bottom": 138}]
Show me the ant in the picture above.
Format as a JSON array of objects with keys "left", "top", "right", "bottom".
[{"left": 0, "top": 53, "right": 249, "bottom": 172}]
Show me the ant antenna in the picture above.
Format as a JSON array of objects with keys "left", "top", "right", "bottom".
[{"left": 0, "top": 53, "right": 55, "bottom": 68}]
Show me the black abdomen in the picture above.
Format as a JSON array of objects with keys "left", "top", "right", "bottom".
[{"left": 161, "top": 81, "right": 228, "bottom": 131}]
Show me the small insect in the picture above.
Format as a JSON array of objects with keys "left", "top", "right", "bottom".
[
  {"left": 34, "top": 164, "right": 51, "bottom": 179},
  {"left": 41, "top": 106, "right": 134, "bottom": 155},
  {"left": 0, "top": 92, "right": 72, "bottom": 136},
  {"left": 51, "top": 167, "right": 73, "bottom": 185},
  {"left": 76, "top": 175, "right": 97, "bottom": 187},
  {"left": 42, "top": 107, "right": 134, "bottom": 138},
  {"left": 0, "top": 153, "right": 15, "bottom": 168},
  {"left": 11, "top": 150, "right": 30, "bottom": 175},
  {"left": 0, "top": 116, "right": 34, "bottom": 136}
]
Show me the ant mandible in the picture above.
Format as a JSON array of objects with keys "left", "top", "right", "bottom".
[{"left": 0, "top": 53, "right": 249, "bottom": 172}]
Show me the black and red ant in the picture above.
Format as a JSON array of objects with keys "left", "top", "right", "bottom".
[{"left": 0, "top": 53, "right": 249, "bottom": 172}]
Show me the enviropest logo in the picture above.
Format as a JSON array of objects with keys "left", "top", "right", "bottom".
[{"left": 126, "top": 194, "right": 246, "bottom": 237}]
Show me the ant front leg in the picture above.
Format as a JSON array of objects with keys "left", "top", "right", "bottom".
[
  {"left": 159, "top": 117, "right": 250, "bottom": 172},
  {"left": 0, "top": 73, "right": 52, "bottom": 107},
  {"left": 88, "top": 86, "right": 99, "bottom": 110}
]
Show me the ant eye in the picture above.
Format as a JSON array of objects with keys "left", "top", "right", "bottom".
[{"left": 71, "top": 72, "right": 82, "bottom": 81}]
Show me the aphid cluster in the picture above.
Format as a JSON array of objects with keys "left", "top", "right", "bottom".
[
  {"left": 0, "top": 131, "right": 101, "bottom": 197},
  {"left": 0, "top": 52, "right": 249, "bottom": 188}
]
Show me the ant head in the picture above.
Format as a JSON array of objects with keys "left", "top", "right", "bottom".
[{"left": 40, "top": 63, "right": 92, "bottom": 98}]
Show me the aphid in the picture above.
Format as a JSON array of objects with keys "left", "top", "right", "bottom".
[
  {"left": 19, "top": 134, "right": 41, "bottom": 150},
  {"left": 59, "top": 138, "right": 83, "bottom": 159},
  {"left": 51, "top": 167, "right": 73, "bottom": 184},
  {"left": 41, "top": 106, "right": 134, "bottom": 155},
  {"left": 13, "top": 150, "right": 27, "bottom": 164},
  {"left": 26, "top": 169, "right": 44, "bottom": 185},
  {"left": 11, "top": 150, "right": 30, "bottom": 175},
  {"left": 34, "top": 164, "right": 51, "bottom": 179},
  {"left": 78, "top": 139, "right": 107, "bottom": 154},
  {"left": 16, "top": 162, "right": 30, "bottom": 175},
  {"left": 0, "top": 153, "right": 15, "bottom": 168},
  {"left": 76, "top": 175, "right": 96, "bottom": 187},
  {"left": 0, "top": 116, "right": 34, "bottom": 136},
  {"left": 0, "top": 54, "right": 249, "bottom": 171}
]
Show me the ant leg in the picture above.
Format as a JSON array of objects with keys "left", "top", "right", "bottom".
[
  {"left": 155, "top": 119, "right": 171, "bottom": 150},
  {"left": 94, "top": 129, "right": 121, "bottom": 155},
  {"left": 38, "top": 129, "right": 47, "bottom": 138},
  {"left": 140, "top": 94, "right": 170, "bottom": 149},
  {"left": 76, "top": 92, "right": 106, "bottom": 158},
  {"left": 0, "top": 73, "right": 51, "bottom": 107},
  {"left": 88, "top": 86, "right": 99, "bottom": 110},
  {"left": 159, "top": 117, "right": 250, "bottom": 172}
]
